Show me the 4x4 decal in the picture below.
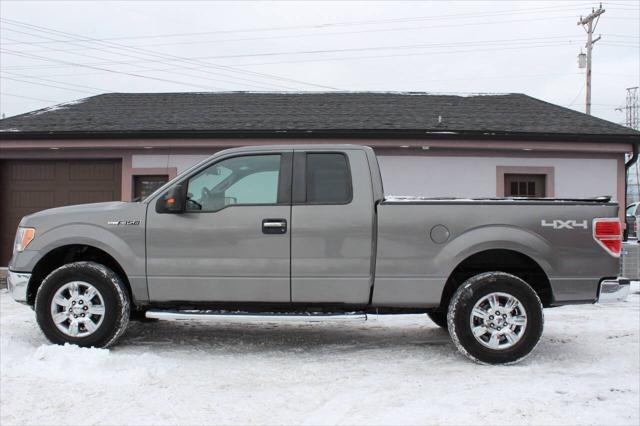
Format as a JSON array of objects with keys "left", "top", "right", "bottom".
[{"left": 541, "top": 219, "right": 588, "bottom": 230}]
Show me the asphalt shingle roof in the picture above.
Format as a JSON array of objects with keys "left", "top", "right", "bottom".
[{"left": 1, "top": 92, "right": 638, "bottom": 140}]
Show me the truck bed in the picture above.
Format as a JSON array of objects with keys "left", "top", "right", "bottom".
[{"left": 373, "top": 197, "right": 620, "bottom": 307}]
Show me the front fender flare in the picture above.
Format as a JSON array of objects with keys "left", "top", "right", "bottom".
[{"left": 24, "top": 224, "right": 143, "bottom": 277}]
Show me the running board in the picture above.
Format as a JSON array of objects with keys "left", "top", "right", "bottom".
[{"left": 145, "top": 310, "right": 368, "bottom": 322}]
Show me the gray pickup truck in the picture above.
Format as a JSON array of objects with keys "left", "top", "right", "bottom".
[{"left": 7, "top": 145, "right": 630, "bottom": 364}]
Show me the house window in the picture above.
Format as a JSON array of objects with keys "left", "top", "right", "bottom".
[
  {"left": 134, "top": 175, "right": 168, "bottom": 200},
  {"left": 504, "top": 174, "right": 546, "bottom": 197},
  {"left": 496, "top": 166, "right": 554, "bottom": 198}
]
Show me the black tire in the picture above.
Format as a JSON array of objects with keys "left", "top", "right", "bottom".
[
  {"left": 35, "top": 261, "right": 130, "bottom": 348},
  {"left": 447, "top": 272, "right": 544, "bottom": 365},
  {"left": 427, "top": 311, "right": 448, "bottom": 329}
]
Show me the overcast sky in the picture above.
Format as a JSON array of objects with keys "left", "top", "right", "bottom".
[{"left": 0, "top": 0, "right": 638, "bottom": 125}]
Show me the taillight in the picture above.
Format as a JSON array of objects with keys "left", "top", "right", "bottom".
[{"left": 593, "top": 218, "right": 622, "bottom": 257}]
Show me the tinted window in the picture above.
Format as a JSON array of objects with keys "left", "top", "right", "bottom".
[
  {"left": 226, "top": 171, "right": 279, "bottom": 204},
  {"left": 306, "top": 153, "right": 351, "bottom": 203},
  {"left": 186, "top": 155, "right": 281, "bottom": 211}
]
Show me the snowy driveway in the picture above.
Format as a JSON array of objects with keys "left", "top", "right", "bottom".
[{"left": 1, "top": 287, "right": 639, "bottom": 426}]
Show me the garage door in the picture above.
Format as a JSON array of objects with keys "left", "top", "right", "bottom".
[{"left": 0, "top": 159, "right": 121, "bottom": 266}]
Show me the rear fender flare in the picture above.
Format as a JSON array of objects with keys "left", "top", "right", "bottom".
[{"left": 435, "top": 225, "right": 554, "bottom": 279}]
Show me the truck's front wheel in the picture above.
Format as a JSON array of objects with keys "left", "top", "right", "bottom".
[
  {"left": 35, "top": 262, "right": 130, "bottom": 348},
  {"left": 447, "top": 272, "right": 543, "bottom": 365}
]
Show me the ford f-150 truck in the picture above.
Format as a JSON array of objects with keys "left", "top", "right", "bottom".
[{"left": 7, "top": 145, "right": 630, "bottom": 364}]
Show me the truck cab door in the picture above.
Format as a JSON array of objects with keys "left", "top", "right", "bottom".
[
  {"left": 290, "top": 149, "right": 375, "bottom": 304},
  {"left": 146, "top": 151, "right": 292, "bottom": 303}
]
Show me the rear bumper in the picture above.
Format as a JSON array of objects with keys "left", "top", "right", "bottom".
[
  {"left": 7, "top": 270, "right": 30, "bottom": 304},
  {"left": 598, "top": 278, "right": 630, "bottom": 303}
]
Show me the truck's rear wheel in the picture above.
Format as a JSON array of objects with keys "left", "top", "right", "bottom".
[
  {"left": 35, "top": 261, "right": 130, "bottom": 348},
  {"left": 447, "top": 272, "right": 543, "bottom": 365},
  {"left": 427, "top": 311, "right": 448, "bottom": 329}
]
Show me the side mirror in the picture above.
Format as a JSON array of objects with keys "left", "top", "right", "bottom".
[{"left": 156, "top": 184, "right": 186, "bottom": 213}]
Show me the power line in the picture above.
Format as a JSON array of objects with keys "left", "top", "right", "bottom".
[
  {"left": 1, "top": 71, "right": 110, "bottom": 92},
  {"left": 0, "top": 49, "right": 231, "bottom": 91},
  {"left": 0, "top": 18, "right": 340, "bottom": 90},
  {"left": 0, "top": 14, "right": 582, "bottom": 58},
  {"left": 1, "top": 35, "right": 297, "bottom": 91},
  {"left": 144, "top": 37, "right": 586, "bottom": 61},
  {"left": 7, "top": 24, "right": 585, "bottom": 55},
  {"left": 0, "top": 34, "right": 586, "bottom": 73},
  {"left": 1, "top": 76, "right": 100, "bottom": 94},
  {"left": 207, "top": 42, "right": 582, "bottom": 68},
  {"left": 0, "top": 92, "right": 59, "bottom": 103},
  {"left": 0, "top": 35, "right": 582, "bottom": 73},
  {"left": 1, "top": 33, "right": 583, "bottom": 62},
  {"left": 567, "top": 82, "right": 586, "bottom": 106},
  {"left": 0, "top": 3, "right": 596, "bottom": 46},
  {"left": 0, "top": 27, "right": 298, "bottom": 91}
]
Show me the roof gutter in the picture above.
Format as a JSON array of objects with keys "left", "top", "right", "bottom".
[
  {"left": 625, "top": 142, "right": 639, "bottom": 208},
  {"left": 2, "top": 129, "right": 640, "bottom": 143}
]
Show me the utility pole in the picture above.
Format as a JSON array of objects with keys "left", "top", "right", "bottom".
[{"left": 577, "top": 4, "right": 605, "bottom": 115}]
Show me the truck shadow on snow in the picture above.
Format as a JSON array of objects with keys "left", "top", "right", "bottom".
[
  {"left": 116, "top": 317, "right": 586, "bottom": 364},
  {"left": 120, "top": 318, "right": 455, "bottom": 353}
]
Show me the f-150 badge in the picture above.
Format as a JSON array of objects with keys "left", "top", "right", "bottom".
[
  {"left": 107, "top": 220, "right": 141, "bottom": 226},
  {"left": 541, "top": 219, "right": 588, "bottom": 230}
]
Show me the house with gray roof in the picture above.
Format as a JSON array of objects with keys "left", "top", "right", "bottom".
[{"left": 1, "top": 91, "right": 639, "bottom": 264}]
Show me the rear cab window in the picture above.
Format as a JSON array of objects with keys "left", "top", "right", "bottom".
[{"left": 305, "top": 153, "right": 352, "bottom": 204}]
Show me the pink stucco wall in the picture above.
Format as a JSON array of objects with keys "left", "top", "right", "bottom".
[{"left": 0, "top": 137, "right": 633, "bottom": 222}]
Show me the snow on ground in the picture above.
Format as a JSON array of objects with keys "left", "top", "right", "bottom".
[{"left": 1, "top": 286, "right": 639, "bottom": 426}]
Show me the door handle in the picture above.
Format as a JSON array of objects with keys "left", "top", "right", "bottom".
[{"left": 262, "top": 218, "right": 287, "bottom": 234}]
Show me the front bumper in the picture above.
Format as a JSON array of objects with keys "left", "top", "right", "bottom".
[
  {"left": 598, "top": 278, "right": 631, "bottom": 303},
  {"left": 7, "top": 270, "right": 30, "bottom": 304}
]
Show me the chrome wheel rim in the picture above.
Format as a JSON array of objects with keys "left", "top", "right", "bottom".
[
  {"left": 50, "top": 281, "right": 105, "bottom": 338},
  {"left": 469, "top": 292, "right": 527, "bottom": 350}
]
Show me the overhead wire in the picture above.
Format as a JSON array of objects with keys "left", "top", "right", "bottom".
[
  {"left": 0, "top": 70, "right": 112, "bottom": 94},
  {"left": 0, "top": 49, "right": 230, "bottom": 91},
  {"left": 0, "top": 3, "right": 598, "bottom": 47},
  {"left": 1, "top": 15, "right": 583, "bottom": 57},
  {"left": 0, "top": 27, "right": 301, "bottom": 91},
  {"left": 0, "top": 18, "right": 341, "bottom": 90},
  {"left": 2, "top": 34, "right": 583, "bottom": 64},
  {"left": 1, "top": 76, "right": 101, "bottom": 94},
  {"left": 0, "top": 92, "right": 59, "bottom": 103}
]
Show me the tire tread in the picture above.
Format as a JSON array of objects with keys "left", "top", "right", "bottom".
[
  {"left": 447, "top": 271, "right": 544, "bottom": 365},
  {"left": 35, "top": 261, "right": 130, "bottom": 348}
]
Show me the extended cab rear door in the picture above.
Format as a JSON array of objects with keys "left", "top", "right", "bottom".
[{"left": 290, "top": 148, "right": 375, "bottom": 304}]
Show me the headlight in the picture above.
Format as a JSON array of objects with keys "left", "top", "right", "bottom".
[{"left": 13, "top": 227, "right": 35, "bottom": 253}]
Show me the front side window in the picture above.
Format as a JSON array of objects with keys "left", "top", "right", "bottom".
[
  {"left": 186, "top": 154, "right": 281, "bottom": 211},
  {"left": 306, "top": 153, "right": 352, "bottom": 203}
]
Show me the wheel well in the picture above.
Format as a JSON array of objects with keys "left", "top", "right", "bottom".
[
  {"left": 27, "top": 245, "right": 132, "bottom": 306},
  {"left": 439, "top": 249, "right": 553, "bottom": 310}
]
